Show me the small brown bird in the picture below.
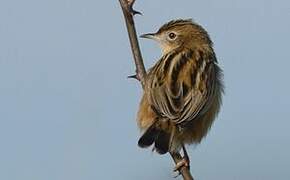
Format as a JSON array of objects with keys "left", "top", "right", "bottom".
[{"left": 137, "top": 19, "right": 224, "bottom": 170}]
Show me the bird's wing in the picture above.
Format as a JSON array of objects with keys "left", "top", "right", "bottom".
[
  {"left": 176, "top": 63, "right": 216, "bottom": 125},
  {"left": 148, "top": 50, "right": 216, "bottom": 125}
]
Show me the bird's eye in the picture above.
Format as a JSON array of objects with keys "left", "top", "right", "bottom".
[{"left": 168, "top": 32, "right": 176, "bottom": 40}]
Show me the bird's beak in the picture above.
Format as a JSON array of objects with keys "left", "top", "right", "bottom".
[{"left": 140, "top": 33, "right": 157, "bottom": 40}]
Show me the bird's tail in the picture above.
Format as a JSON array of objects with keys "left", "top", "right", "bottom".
[{"left": 138, "top": 121, "right": 175, "bottom": 154}]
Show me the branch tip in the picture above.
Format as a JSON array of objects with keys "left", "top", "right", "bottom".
[
  {"left": 127, "top": 74, "right": 139, "bottom": 80},
  {"left": 131, "top": 9, "right": 142, "bottom": 16},
  {"left": 127, "top": 0, "right": 142, "bottom": 16}
]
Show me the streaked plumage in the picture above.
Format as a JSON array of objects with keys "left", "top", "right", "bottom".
[{"left": 137, "top": 19, "right": 224, "bottom": 155}]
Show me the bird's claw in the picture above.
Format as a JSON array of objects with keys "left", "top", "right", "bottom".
[{"left": 173, "top": 158, "right": 190, "bottom": 172}]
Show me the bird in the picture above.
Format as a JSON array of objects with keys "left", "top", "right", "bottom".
[{"left": 137, "top": 19, "right": 224, "bottom": 170}]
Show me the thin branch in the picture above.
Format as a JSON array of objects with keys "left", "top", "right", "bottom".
[
  {"left": 118, "top": 0, "right": 146, "bottom": 88},
  {"left": 118, "top": 0, "right": 194, "bottom": 179}
]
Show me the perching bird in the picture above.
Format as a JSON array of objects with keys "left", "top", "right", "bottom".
[{"left": 137, "top": 19, "right": 224, "bottom": 170}]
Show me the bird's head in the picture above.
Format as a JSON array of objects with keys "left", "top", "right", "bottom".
[{"left": 140, "top": 19, "right": 213, "bottom": 54}]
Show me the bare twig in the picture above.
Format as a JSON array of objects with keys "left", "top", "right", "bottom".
[
  {"left": 118, "top": 0, "right": 194, "bottom": 179},
  {"left": 118, "top": 0, "right": 146, "bottom": 88}
]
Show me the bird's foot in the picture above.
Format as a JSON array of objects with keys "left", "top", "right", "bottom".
[
  {"left": 173, "top": 158, "right": 190, "bottom": 172},
  {"left": 172, "top": 158, "right": 190, "bottom": 178}
]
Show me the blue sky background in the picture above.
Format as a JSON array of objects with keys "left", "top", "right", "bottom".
[{"left": 0, "top": 0, "right": 289, "bottom": 179}]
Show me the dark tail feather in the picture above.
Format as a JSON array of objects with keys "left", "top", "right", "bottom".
[
  {"left": 138, "top": 124, "right": 159, "bottom": 148},
  {"left": 138, "top": 123, "right": 171, "bottom": 155},
  {"left": 154, "top": 130, "right": 170, "bottom": 154}
]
